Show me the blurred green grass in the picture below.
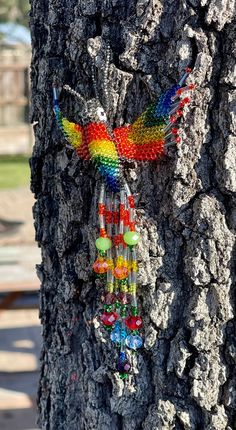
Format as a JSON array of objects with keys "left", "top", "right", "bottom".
[{"left": 0, "top": 155, "right": 30, "bottom": 189}]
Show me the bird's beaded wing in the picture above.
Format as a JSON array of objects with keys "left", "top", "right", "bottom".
[
  {"left": 113, "top": 69, "right": 194, "bottom": 161},
  {"left": 53, "top": 89, "right": 120, "bottom": 191},
  {"left": 53, "top": 92, "right": 90, "bottom": 159}
]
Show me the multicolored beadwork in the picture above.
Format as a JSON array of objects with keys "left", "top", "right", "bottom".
[{"left": 53, "top": 65, "right": 194, "bottom": 378}]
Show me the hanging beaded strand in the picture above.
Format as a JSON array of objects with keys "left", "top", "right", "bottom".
[
  {"left": 94, "top": 185, "right": 118, "bottom": 329},
  {"left": 105, "top": 193, "right": 114, "bottom": 299},
  {"left": 116, "top": 189, "right": 131, "bottom": 376},
  {"left": 123, "top": 183, "right": 143, "bottom": 352},
  {"left": 95, "top": 180, "right": 142, "bottom": 378}
]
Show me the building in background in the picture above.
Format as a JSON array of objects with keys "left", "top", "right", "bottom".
[{"left": 0, "top": 22, "right": 32, "bottom": 155}]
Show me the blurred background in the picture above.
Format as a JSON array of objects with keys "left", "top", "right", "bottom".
[{"left": 0, "top": 1, "right": 41, "bottom": 429}]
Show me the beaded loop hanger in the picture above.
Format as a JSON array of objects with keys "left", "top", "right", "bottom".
[{"left": 53, "top": 46, "right": 195, "bottom": 378}]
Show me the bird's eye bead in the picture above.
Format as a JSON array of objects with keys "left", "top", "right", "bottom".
[
  {"left": 95, "top": 237, "right": 112, "bottom": 251},
  {"left": 123, "top": 231, "right": 141, "bottom": 246}
]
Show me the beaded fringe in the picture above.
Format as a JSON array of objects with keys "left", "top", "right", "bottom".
[{"left": 93, "top": 182, "right": 142, "bottom": 378}]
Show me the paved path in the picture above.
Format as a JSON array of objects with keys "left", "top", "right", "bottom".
[{"left": 0, "top": 309, "right": 41, "bottom": 430}]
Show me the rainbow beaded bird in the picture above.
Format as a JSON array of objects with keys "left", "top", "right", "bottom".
[{"left": 53, "top": 47, "right": 194, "bottom": 379}]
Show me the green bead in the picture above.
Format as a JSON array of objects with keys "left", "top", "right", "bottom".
[
  {"left": 104, "top": 304, "right": 112, "bottom": 312},
  {"left": 119, "top": 373, "right": 128, "bottom": 380},
  {"left": 131, "top": 306, "right": 138, "bottom": 316},
  {"left": 105, "top": 326, "right": 113, "bottom": 332},
  {"left": 95, "top": 237, "right": 112, "bottom": 251},
  {"left": 120, "top": 279, "right": 127, "bottom": 286},
  {"left": 123, "top": 231, "right": 140, "bottom": 246}
]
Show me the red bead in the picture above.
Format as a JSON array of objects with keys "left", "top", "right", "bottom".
[
  {"left": 125, "top": 315, "right": 143, "bottom": 330},
  {"left": 177, "top": 110, "right": 183, "bottom": 117},
  {"left": 171, "top": 128, "right": 178, "bottom": 135},
  {"left": 185, "top": 67, "right": 192, "bottom": 73},
  {"left": 113, "top": 234, "right": 123, "bottom": 246},
  {"left": 128, "top": 196, "right": 135, "bottom": 208},
  {"left": 120, "top": 204, "right": 126, "bottom": 221},
  {"left": 105, "top": 210, "right": 113, "bottom": 224},
  {"left": 175, "top": 136, "right": 181, "bottom": 143},
  {"left": 188, "top": 83, "right": 195, "bottom": 90},
  {"left": 170, "top": 115, "right": 177, "bottom": 123},
  {"left": 100, "top": 311, "right": 118, "bottom": 326},
  {"left": 176, "top": 89, "right": 183, "bottom": 96},
  {"left": 113, "top": 211, "right": 119, "bottom": 224},
  {"left": 182, "top": 97, "right": 190, "bottom": 104}
]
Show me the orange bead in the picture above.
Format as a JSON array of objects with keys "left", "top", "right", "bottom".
[
  {"left": 93, "top": 259, "right": 109, "bottom": 274},
  {"left": 100, "top": 228, "right": 107, "bottom": 238},
  {"left": 98, "top": 204, "right": 106, "bottom": 215},
  {"left": 113, "top": 266, "right": 128, "bottom": 280}
]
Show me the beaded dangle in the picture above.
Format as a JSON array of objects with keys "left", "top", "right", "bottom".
[
  {"left": 52, "top": 51, "right": 195, "bottom": 378},
  {"left": 93, "top": 181, "right": 142, "bottom": 378}
]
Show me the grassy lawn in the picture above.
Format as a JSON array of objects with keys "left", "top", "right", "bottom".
[{"left": 0, "top": 155, "right": 30, "bottom": 189}]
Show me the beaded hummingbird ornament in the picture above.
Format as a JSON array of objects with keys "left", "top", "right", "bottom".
[{"left": 53, "top": 47, "right": 194, "bottom": 379}]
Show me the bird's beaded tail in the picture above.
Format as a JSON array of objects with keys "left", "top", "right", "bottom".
[{"left": 93, "top": 182, "right": 142, "bottom": 378}]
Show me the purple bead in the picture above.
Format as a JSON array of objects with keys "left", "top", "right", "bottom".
[
  {"left": 105, "top": 293, "right": 115, "bottom": 304},
  {"left": 117, "top": 292, "right": 129, "bottom": 304},
  {"left": 117, "top": 359, "right": 131, "bottom": 373}
]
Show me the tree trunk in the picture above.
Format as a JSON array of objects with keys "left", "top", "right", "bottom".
[{"left": 30, "top": 1, "right": 236, "bottom": 429}]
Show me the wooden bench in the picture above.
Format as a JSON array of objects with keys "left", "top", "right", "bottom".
[{"left": 0, "top": 280, "right": 39, "bottom": 310}]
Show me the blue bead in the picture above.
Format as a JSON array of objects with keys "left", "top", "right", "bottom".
[
  {"left": 110, "top": 330, "right": 121, "bottom": 343},
  {"left": 119, "top": 351, "right": 126, "bottom": 361},
  {"left": 126, "top": 334, "right": 143, "bottom": 350},
  {"left": 121, "top": 328, "right": 126, "bottom": 339},
  {"left": 110, "top": 321, "right": 123, "bottom": 344}
]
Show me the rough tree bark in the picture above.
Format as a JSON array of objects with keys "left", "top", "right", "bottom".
[{"left": 30, "top": 1, "right": 236, "bottom": 429}]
